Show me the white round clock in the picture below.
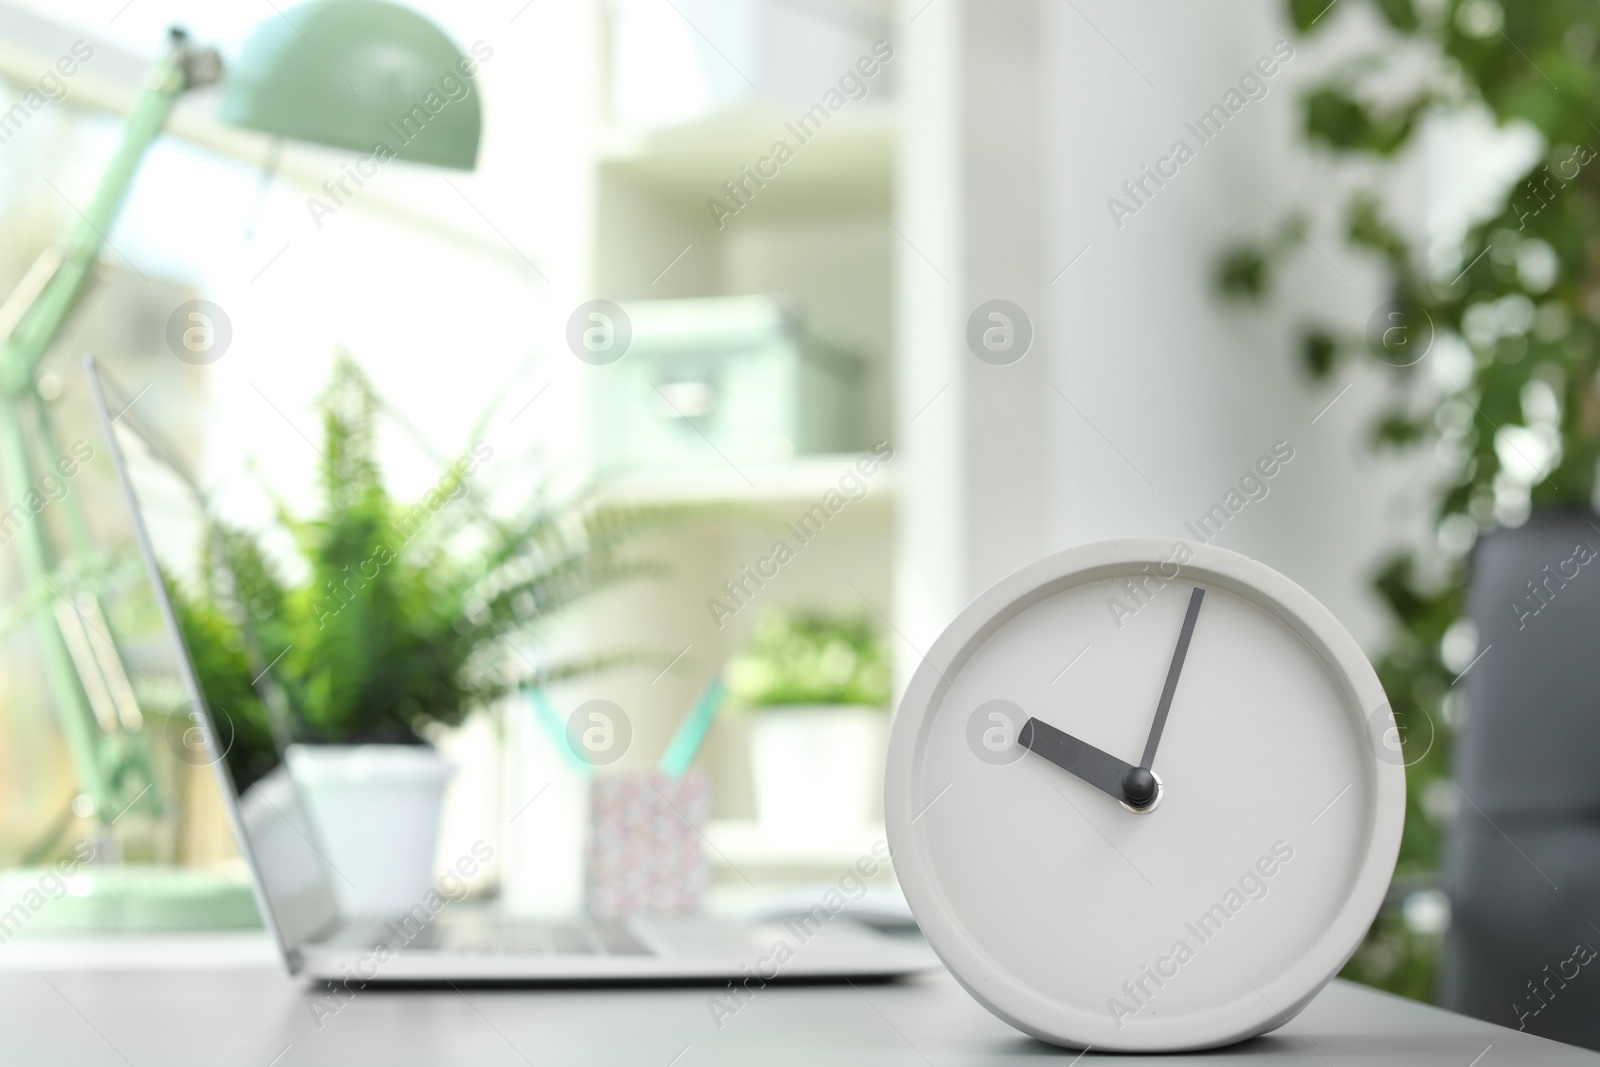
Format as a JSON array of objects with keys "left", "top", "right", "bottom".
[{"left": 885, "top": 539, "right": 1405, "bottom": 1052}]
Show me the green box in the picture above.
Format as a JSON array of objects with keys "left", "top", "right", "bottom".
[{"left": 593, "top": 297, "right": 863, "bottom": 476}]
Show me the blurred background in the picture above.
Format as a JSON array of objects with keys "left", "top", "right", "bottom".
[{"left": 1, "top": 0, "right": 1597, "bottom": 1049}]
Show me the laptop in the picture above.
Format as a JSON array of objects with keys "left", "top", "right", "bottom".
[{"left": 84, "top": 357, "right": 933, "bottom": 983}]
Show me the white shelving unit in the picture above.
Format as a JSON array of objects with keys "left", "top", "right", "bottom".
[
  {"left": 566, "top": 9, "right": 901, "bottom": 885},
  {"left": 596, "top": 104, "right": 896, "bottom": 220},
  {"left": 596, "top": 451, "right": 896, "bottom": 506}
]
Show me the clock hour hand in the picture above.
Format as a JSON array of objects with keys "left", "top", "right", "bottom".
[{"left": 1019, "top": 717, "right": 1135, "bottom": 804}]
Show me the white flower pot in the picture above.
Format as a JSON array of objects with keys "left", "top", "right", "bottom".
[
  {"left": 285, "top": 744, "right": 454, "bottom": 918},
  {"left": 749, "top": 705, "right": 887, "bottom": 839}
]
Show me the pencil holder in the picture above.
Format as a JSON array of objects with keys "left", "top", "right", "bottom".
[{"left": 585, "top": 767, "right": 711, "bottom": 918}]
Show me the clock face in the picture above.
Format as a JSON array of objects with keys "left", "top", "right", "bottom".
[{"left": 885, "top": 540, "right": 1404, "bottom": 1052}]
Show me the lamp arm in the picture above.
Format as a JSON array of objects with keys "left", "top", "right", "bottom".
[
  {"left": 0, "top": 28, "right": 219, "bottom": 828},
  {"left": 1, "top": 30, "right": 220, "bottom": 394}
]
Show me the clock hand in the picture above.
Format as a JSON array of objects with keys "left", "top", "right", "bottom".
[
  {"left": 1130, "top": 586, "right": 1206, "bottom": 805},
  {"left": 1019, "top": 717, "right": 1136, "bottom": 804}
]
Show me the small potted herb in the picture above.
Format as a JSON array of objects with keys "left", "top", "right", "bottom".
[{"left": 727, "top": 611, "right": 891, "bottom": 838}]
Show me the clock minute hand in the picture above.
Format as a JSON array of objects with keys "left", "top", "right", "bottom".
[
  {"left": 1018, "top": 717, "right": 1134, "bottom": 804},
  {"left": 1137, "top": 586, "right": 1206, "bottom": 777}
]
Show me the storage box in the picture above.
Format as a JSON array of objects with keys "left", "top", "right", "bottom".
[{"left": 592, "top": 296, "right": 862, "bottom": 476}]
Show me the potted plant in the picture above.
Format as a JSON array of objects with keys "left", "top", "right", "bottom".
[
  {"left": 727, "top": 611, "right": 891, "bottom": 839},
  {"left": 1216, "top": 0, "right": 1600, "bottom": 1025},
  {"left": 169, "top": 356, "right": 686, "bottom": 915}
]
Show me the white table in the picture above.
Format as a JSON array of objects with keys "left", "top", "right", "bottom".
[{"left": 2, "top": 933, "right": 1595, "bottom": 1065}]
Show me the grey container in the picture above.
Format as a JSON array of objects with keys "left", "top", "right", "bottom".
[{"left": 1440, "top": 508, "right": 1600, "bottom": 1049}]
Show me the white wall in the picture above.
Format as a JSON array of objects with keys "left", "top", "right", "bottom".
[{"left": 898, "top": 0, "right": 1432, "bottom": 658}]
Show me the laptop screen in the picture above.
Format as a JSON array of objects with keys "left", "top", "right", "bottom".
[{"left": 86, "top": 361, "right": 341, "bottom": 962}]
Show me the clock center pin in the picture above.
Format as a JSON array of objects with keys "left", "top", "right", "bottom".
[{"left": 1121, "top": 767, "right": 1162, "bottom": 813}]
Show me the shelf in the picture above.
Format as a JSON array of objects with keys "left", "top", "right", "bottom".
[
  {"left": 598, "top": 104, "right": 896, "bottom": 218},
  {"left": 596, "top": 452, "right": 895, "bottom": 507},
  {"left": 705, "top": 820, "right": 887, "bottom": 870}
]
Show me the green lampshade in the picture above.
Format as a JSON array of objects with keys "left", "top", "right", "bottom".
[{"left": 220, "top": 0, "right": 482, "bottom": 170}]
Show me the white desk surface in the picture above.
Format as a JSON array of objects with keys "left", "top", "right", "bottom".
[{"left": 1, "top": 933, "right": 1595, "bottom": 1065}]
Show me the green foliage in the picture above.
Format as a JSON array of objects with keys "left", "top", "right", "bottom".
[
  {"left": 1304, "top": 87, "right": 1429, "bottom": 155},
  {"left": 1291, "top": 0, "right": 1418, "bottom": 33},
  {"left": 1371, "top": 0, "right": 1420, "bottom": 32},
  {"left": 170, "top": 356, "right": 691, "bottom": 789},
  {"left": 1304, "top": 327, "right": 1340, "bottom": 378},
  {"left": 1346, "top": 193, "right": 1409, "bottom": 265},
  {"left": 1216, "top": 219, "right": 1305, "bottom": 301},
  {"left": 167, "top": 567, "right": 282, "bottom": 791},
  {"left": 1217, "top": 245, "right": 1272, "bottom": 299},
  {"left": 1220, "top": 0, "right": 1600, "bottom": 1002},
  {"left": 1288, "top": 0, "right": 1335, "bottom": 33},
  {"left": 727, "top": 611, "right": 891, "bottom": 709}
]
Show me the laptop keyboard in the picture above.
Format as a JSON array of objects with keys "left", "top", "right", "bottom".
[{"left": 383, "top": 919, "right": 654, "bottom": 956}]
